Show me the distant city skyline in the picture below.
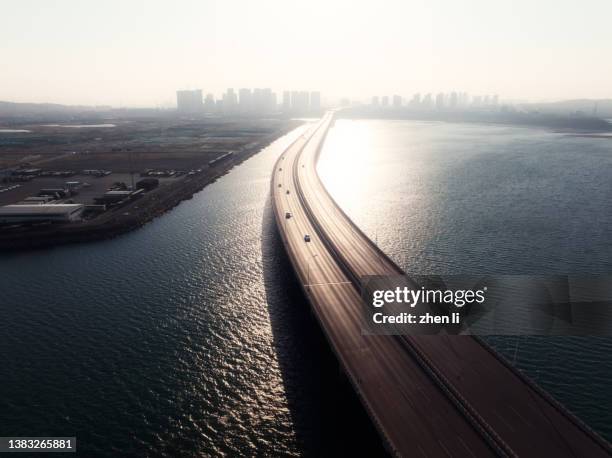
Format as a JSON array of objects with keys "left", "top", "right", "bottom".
[
  {"left": 176, "top": 87, "right": 322, "bottom": 114},
  {"left": 370, "top": 92, "right": 500, "bottom": 110},
  {"left": 2, "top": 0, "right": 611, "bottom": 106}
]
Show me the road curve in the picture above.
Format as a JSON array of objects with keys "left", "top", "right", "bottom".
[{"left": 271, "top": 113, "right": 612, "bottom": 457}]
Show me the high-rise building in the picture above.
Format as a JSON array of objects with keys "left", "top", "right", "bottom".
[
  {"left": 252, "top": 88, "right": 263, "bottom": 112},
  {"left": 270, "top": 92, "right": 277, "bottom": 111},
  {"left": 204, "top": 93, "right": 215, "bottom": 112},
  {"left": 310, "top": 91, "right": 321, "bottom": 111},
  {"left": 371, "top": 96, "right": 380, "bottom": 106},
  {"left": 289, "top": 91, "right": 309, "bottom": 112},
  {"left": 392, "top": 95, "right": 402, "bottom": 108},
  {"left": 435, "top": 93, "right": 445, "bottom": 110},
  {"left": 222, "top": 88, "right": 238, "bottom": 113},
  {"left": 290, "top": 91, "right": 299, "bottom": 110},
  {"left": 239, "top": 88, "right": 252, "bottom": 112},
  {"left": 422, "top": 93, "right": 433, "bottom": 110},
  {"left": 282, "top": 91, "right": 291, "bottom": 112},
  {"left": 381, "top": 96, "right": 389, "bottom": 107},
  {"left": 300, "top": 91, "right": 310, "bottom": 111},
  {"left": 176, "top": 89, "right": 203, "bottom": 113},
  {"left": 409, "top": 93, "right": 421, "bottom": 108},
  {"left": 450, "top": 92, "right": 458, "bottom": 108},
  {"left": 246, "top": 88, "right": 277, "bottom": 113},
  {"left": 262, "top": 88, "right": 275, "bottom": 112}
]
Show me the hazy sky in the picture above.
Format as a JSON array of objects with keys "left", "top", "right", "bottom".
[{"left": 2, "top": 0, "right": 611, "bottom": 106}]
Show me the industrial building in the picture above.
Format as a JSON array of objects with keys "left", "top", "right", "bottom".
[
  {"left": 39, "top": 188, "right": 69, "bottom": 198},
  {"left": 19, "top": 196, "right": 55, "bottom": 204},
  {"left": 0, "top": 204, "right": 84, "bottom": 224},
  {"left": 94, "top": 189, "right": 143, "bottom": 205}
]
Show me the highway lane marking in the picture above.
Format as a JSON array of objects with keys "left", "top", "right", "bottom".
[{"left": 303, "top": 281, "right": 353, "bottom": 287}]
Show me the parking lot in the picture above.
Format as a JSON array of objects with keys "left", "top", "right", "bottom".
[{"left": 0, "top": 173, "right": 180, "bottom": 206}]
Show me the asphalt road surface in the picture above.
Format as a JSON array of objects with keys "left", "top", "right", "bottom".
[{"left": 271, "top": 114, "right": 612, "bottom": 457}]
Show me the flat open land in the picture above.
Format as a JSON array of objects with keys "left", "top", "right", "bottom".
[{"left": 0, "top": 116, "right": 292, "bottom": 170}]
